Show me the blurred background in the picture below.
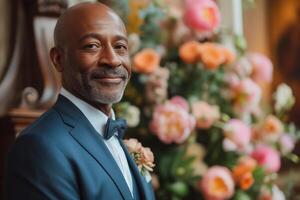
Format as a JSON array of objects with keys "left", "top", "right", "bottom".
[{"left": 1, "top": 0, "right": 300, "bottom": 199}]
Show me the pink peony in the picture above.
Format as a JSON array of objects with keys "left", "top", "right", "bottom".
[
  {"left": 200, "top": 166, "right": 235, "bottom": 200},
  {"left": 223, "top": 119, "right": 252, "bottom": 152},
  {"left": 233, "top": 78, "right": 262, "bottom": 112},
  {"left": 184, "top": 0, "right": 221, "bottom": 33},
  {"left": 251, "top": 145, "right": 281, "bottom": 173},
  {"left": 247, "top": 53, "right": 273, "bottom": 83},
  {"left": 169, "top": 96, "right": 189, "bottom": 111},
  {"left": 278, "top": 134, "right": 296, "bottom": 155},
  {"left": 191, "top": 101, "right": 220, "bottom": 129},
  {"left": 150, "top": 99, "right": 196, "bottom": 144}
]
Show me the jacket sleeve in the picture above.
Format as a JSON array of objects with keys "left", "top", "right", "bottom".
[{"left": 4, "top": 133, "right": 80, "bottom": 200}]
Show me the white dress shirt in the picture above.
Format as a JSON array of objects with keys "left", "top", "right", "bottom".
[{"left": 60, "top": 88, "right": 133, "bottom": 196}]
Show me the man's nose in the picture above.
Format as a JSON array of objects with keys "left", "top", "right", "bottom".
[{"left": 98, "top": 45, "right": 121, "bottom": 68}]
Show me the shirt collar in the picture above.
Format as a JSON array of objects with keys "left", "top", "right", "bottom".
[{"left": 60, "top": 87, "right": 115, "bottom": 135}]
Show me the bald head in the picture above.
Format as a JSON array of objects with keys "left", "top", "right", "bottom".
[{"left": 53, "top": 2, "right": 125, "bottom": 48}]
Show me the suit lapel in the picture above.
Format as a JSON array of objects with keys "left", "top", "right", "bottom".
[
  {"left": 53, "top": 95, "right": 133, "bottom": 200},
  {"left": 119, "top": 139, "right": 150, "bottom": 200}
]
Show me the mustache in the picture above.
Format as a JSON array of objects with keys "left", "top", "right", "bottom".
[{"left": 90, "top": 67, "right": 129, "bottom": 79}]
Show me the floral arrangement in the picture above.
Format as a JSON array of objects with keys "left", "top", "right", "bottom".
[{"left": 106, "top": 0, "right": 300, "bottom": 199}]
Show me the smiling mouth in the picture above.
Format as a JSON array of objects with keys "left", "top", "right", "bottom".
[{"left": 93, "top": 76, "right": 125, "bottom": 84}]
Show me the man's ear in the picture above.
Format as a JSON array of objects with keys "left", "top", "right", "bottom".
[{"left": 50, "top": 47, "right": 64, "bottom": 72}]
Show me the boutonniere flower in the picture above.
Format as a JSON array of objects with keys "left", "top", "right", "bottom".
[{"left": 124, "top": 138, "right": 155, "bottom": 181}]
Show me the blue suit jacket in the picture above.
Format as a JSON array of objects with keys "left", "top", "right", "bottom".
[{"left": 5, "top": 95, "right": 155, "bottom": 200}]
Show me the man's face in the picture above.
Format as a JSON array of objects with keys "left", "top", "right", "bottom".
[{"left": 60, "top": 7, "right": 131, "bottom": 105}]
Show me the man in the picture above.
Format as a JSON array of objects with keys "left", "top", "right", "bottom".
[{"left": 5, "top": 2, "right": 154, "bottom": 200}]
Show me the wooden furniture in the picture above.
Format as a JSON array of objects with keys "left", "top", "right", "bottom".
[
  {"left": 0, "top": 1, "right": 67, "bottom": 199},
  {"left": 0, "top": 0, "right": 67, "bottom": 135}
]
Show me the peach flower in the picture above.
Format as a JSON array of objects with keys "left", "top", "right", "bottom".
[
  {"left": 165, "top": 0, "right": 184, "bottom": 19},
  {"left": 124, "top": 138, "right": 155, "bottom": 173},
  {"left": 233, "top": 57, "right": 253, "bottom": 78},
  {"left": 191, "top": 101, "right": 220, "bottom": 129},
  {"left": 233, "top": 78, "right": 262, "bottom": 113},
  {"left": 198, "top": 43, "right": 226, "bottom": 70},
  {"left": 247, "top": 53, "right": 273, "bottom": 83},
  {"left": 251, "top": 145, "right": 281, "bottom": 173},
  {"left": 179, "top": 40, "right": 202, "bottom": 64},
  {"left": 140, "top": 147, "right": 155, "bottom": 171},
  {"left": 262, "top": 115, "right": 283, "bottom": 134},
  {"left": 186, "top": 143, "right": 206, "bottom": 161},
  {"left": 260, "top": 115, "right": 283, "bottom": 142},
  {"left": 185, "top": 143, "right": 208, "bottom": 176},
  {"left": 200, "top": 166, "right": 235, "bottom": 200},
  {"left": 184, "top": 0, "right": 221, "bottom": 33},
  {"left": 133, "top": 48, "right": 160, "bottom": 73},
  {"left": 238, "top": 156, "right": 257, "bottom": 170},
  {"left": 124, "top": 138, "right": 142, "bottom": 153},
  {"left": 145, "top": 67, "right": 170, "bottom": 105},
  {"left": 221, "top": 47, "right": 236, "bottom": 65},
  {"left": 223, "top": 119, "right": 252, "bottom": 152},
  {"left": 171, "top": 20, "right": 192, "bottom": 45},
  {"left": 150, "top": 98, "right": 196, "bottom": 144}
]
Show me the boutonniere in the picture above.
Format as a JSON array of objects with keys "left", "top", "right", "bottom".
[{"left": 124, "top": 138, "right": 155, "bottom": 182}]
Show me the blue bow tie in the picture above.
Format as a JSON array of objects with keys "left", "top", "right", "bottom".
[{"left": 104, "top": 118, "right": 127, "bottom": 140}]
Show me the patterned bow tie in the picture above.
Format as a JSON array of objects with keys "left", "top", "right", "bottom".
[{"left": 103, "top": 118, "right": 127, "bottom": 140}]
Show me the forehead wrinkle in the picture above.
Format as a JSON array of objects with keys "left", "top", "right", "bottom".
[{"left": 78, "top": 33, "right": 128, "bottom": 47}]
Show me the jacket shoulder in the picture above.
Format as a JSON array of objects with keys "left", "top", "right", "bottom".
[{"left": 22, "top": 108, "right": 66, "bottom": 135}]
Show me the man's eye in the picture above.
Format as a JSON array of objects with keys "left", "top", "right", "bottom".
[
  {"left": 83, "top": 43, "right": 100, "bottom": 49},
  {"left": 114, "top": 44, "right": 128, "bottom": 52}
]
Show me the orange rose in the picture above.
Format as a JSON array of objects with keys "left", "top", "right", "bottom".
[
  {"left": 221, "top": 47, "right": 236, "bottom": 64},
  {"left": 232, "top": 156, "right": 256, "bottom": 190},
  {"left": 232, "top": 165, "right": 251, "bottom": 181},
  {"left": 239, "top": 172, "right": 254, "bottom": 190},
  {"left": 198, "top": 43, "right": 226, "bottom": 70},
  {"left": 179, "top": 40, "right": 202, "bottom": 64},
  {"left": 133, "top": 48, "right": 160, "bottom": 73}
]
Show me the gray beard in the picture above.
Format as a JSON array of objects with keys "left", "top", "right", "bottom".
[{"left": 89, "top": 87, "right": 125, "bottom": 104}]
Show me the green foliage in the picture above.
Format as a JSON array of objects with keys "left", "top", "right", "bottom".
[
  {"left": 158, "top": 147, "right": 201, "bottom": 199},
  {"left": 247, "top": 167, "right": 266, "bottom": 197},
  {"left": 232, "top": 190, "right": 252, "bottom": 200},
  {"left": 139, "top": 3, "right": 165, "bottom": 47}
]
